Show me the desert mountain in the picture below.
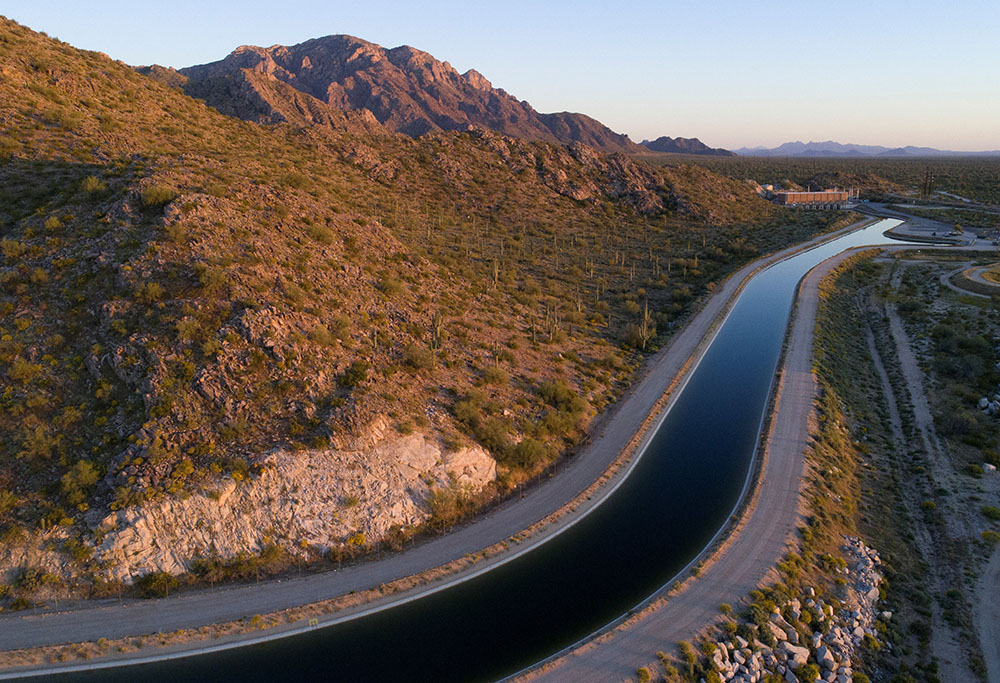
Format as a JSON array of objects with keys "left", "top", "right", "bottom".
[
  {"left": 735, "top": 140, "right": 1000, "bottom": 157},
  {"left": 178, "top": 35, "right": 644, "bottom": 154},
  {"left": 0, "top": 16, "right": 842, "bottom": 597},
  {"left": 640, "top": 136, "right": 734, "bottom": 156}
]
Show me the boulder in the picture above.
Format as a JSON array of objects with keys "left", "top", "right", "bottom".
[
  {"left": 779, "top": 641, "right": 810, "bottom": 668},
  {"left": 767, "top": 621, "right": 788, "bottom": 642},
  {"left": 816, "top": 644, "right": 836, "bottom": 670}
]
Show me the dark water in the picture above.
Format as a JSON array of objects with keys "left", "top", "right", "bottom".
[{"left": 63, "top": 221, "right": 904, "bottom": 683}]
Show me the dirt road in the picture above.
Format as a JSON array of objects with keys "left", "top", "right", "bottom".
[{"left": 524, "top": 247, "right": 872, "bottom": 681}]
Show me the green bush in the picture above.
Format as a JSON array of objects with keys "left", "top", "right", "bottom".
[
  {"left": 61, "top": 460, "right": 99, "bottom": 505},
  {"left": 134, "top": 570, "right": 179, "bottom": 598},
  {"left": 796, "top": 663, "right": 820, "bottom": 681},
  {"left": 141, "top": 184, "right": 178, "bottom": 208},
  {"left": 403, "top": 343, "right": 434, "bottom": 371},
  {"left": 194, "top": 262, "right": 227, "bottom": 293},
  {"left": 340, "top": 360, "right": 369, "bottom": 388},
  {"left": 482, "top": 366, "right": 509, "bottom": 386},
  {"left": 981, "top": 506, "right": 1000, "bottom": 521},
  {"left": 508, "top": 438, "right": 551, "bottom": 468},
  {"left": 0, "top": 238, "right": 26, "bottom": 260},
  {"left": 81, "top": 175, "right": 106, "bottom": 193},
  {"left": 538, "top": 379, "right": 585, "bottom": 414},
  {"left": 134, "top": 281, "right": 166, "bottom": 304},
  {"left": 305, "top": 223, "right": 334, "bottom": 244},
  {"left": 377, "top": 274, "right": 404, "bottom": 297}
]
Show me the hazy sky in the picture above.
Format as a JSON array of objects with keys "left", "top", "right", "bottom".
[{"left": 5, "top": 1, "right": 999, "bottom": 150}]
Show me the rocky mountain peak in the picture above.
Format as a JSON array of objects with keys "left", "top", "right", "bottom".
[
  {"left": 462, "top": 68, "right": 492, "bottom": 91},
  {"left": 180, "top": 34, "right": 644, "bottom": 154}
]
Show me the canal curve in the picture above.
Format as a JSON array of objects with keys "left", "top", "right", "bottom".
[{"left": 59, "top": 219, "right": 908, "bottom": 683}]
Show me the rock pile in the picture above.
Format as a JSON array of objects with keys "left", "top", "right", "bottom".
[
  {"left": 706, "top": 537, "right": 884, "bottom": 682},
  {"left": 976, "top": 389, "right": 1000, "bottom": 417}
]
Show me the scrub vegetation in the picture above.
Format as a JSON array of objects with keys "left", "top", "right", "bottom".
[{"left": 0, "top": 17, "right": 852, "bottom": 602}]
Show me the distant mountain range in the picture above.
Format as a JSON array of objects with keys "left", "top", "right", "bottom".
[
  {"left": 735, "top": 141, "right": 1000, "bottom": 157},
  {"left": 639, "top": 136, "right": 734, "bottom": 156}
]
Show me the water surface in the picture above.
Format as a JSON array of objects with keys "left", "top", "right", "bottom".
[{"left": 66, "top": 220, "right": 905, "bottom": 682}]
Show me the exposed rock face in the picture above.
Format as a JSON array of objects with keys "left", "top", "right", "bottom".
[
  {"left": 95, "top": 428, "right": 494, "bottom": 582},
  {"left": 179, "top": 35, "right": 644, "bottom": 154},
  {"left": 2, "top": 427, "right": 495, "bottom": 584},
  {"left": 639, "top": 135, "right": 734, "bottom": 156}
]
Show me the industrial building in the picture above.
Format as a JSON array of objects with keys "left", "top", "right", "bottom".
[{"left": 774, "top": 188, "right": 859, "bottom": 208}]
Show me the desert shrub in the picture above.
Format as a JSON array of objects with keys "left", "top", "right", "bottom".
[
  {"left": 8, "top": 357, "right": 42, "bottom": 383},
  {"left": 134, "top": 281, "right": 166, "bottom": 304},
  {"left": 377, "top": 274, "right": 404, "bottom": 296},
  {"left": 62, "top": 538, "right": 94, "bottom": 562},
  {"left": 61, "top": 460, "right": 99, "bottom": 505},
  {"left": 340, "top": 360, "right": 369, "bottom": 388},
  {"left": 481, "top": 366, "right": 509, "bottom": 386},
  {"left": 13, "top": 567, "right": 48, "bottom": 592},
  {"left": 283, "top": 172, "right": 308, "bottom": 189},
  {"left": 134, "top": 570, "right": 179, "bottom": 598},
  {"left": 427, "top": 482, "right": 475, "bottom": 528},
  {"left": 0, "top": 490, "right": 17, "bottom": 515},
  {"left": 403, "top": 343, "right": 434, "bottom": 371},
  {"left": 80, "top": 175, "right": 106, "bottom": 193},
  {"left": 308, "top": 324, "right": 336, "bottom": 346},
  {"left": 18, "top": 416, "right": 61, "bottom": 460},
  {"left": 305, "top": 223, "right": 334, "bottom": 244},
  {"left": 476, "top": 417, "right": 511, "bottom": 455},
  {"left": 194, "top": 262, "right": 227, "bottom": 293},
  {"left": 454, "top": 390, "right": 491, "bottom": 429},
  {"left": 538, "top": 379, "right": 585, "bottom": 414},
  {"left": 0, "top": 238, "right": 26, "bottom": 260},
  {"left": 140, "top": 184, "right": 178, "bottom": 208},
  {"left": 797, "top": 663, "right": 820, "bottom": 680},
  {"left": 507, "top": 438, "right": 552, "bottom": 468}
]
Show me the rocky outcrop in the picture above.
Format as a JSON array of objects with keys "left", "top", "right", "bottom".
[
  {"left": 707, "top": 537, "right": 885, "bottom": 682},
  {"left": 89, "top": 428, "right": 494, "bottom": 582},
  {"left": 1, "top": 428, "right": 494, "bottom": 585},
  {"left": 179, "top": 34, "right": 644, "bottom": 154},
  {"left": 639, "top": 136, "right": 734, "bottom": 157}
]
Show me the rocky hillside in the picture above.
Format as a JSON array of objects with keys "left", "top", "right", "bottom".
[
  {"left": 640, "top": 135, "right": 734, "bottom": 156},
  {"left": 0, "top": 17, "right": 845, "bottom": 601},
  {"left": 177, "top": 34, "right": 644, "bottom": 153}
]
